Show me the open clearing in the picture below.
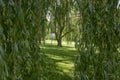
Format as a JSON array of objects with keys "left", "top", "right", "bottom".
[{"left": 41, "top": 40, "right": 77, "bottom": 80}]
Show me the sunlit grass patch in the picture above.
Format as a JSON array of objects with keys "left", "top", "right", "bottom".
[
  {"left": 44, "top": 39, "right": 75, "bottom": 47},
  {"left": 41, "top": 40, "right": 76, "bottom": 79}
]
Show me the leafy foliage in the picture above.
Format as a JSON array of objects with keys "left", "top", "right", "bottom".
[
  {"left": 46, "top": 0, "right": 75, "bottom": 46},
  {"left": 74, "top": 0, "right": 120, "bottom": 80},
  {"left": 0, "top": 0, "right": 57, "bottom": 80},
  {"left": 0, "top": 0, "right": 120, "bottom": 80}
]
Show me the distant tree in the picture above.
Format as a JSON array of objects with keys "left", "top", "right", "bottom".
[{"left": 49, "top": 0, "right": 75, "bottom": 47}]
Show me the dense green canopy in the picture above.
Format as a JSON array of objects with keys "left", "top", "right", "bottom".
[{"left": 0, "top": 0, "right": 120, "bottom": 80}]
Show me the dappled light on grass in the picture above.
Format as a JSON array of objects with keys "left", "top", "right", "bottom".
[
  {"left": 41, "top": 42, "right": 76, "bottom": 80},
  {"left": 44, "top": 40, "right": 75, "bottom": 47}
]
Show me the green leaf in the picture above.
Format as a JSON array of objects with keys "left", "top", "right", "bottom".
[
  {"left": 25, "top": 40, "right": 29, "bottom": 48},
  {"left": 0, "top": 46, "right": 4, "bottom": 54},
  {"left": 0, "top": 26, "right": 3, "bottom": 35},
  {"left": 8, "top": 0, "right": 15, "bottom": 6},
  {"left": 0, "top": 0, "right": 5, "bottom": 7},
  {"left": 14, "top": 44, "right": 18, "bottom": 53}
]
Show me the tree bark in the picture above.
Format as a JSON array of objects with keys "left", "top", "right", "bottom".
[{"left": 57, "top": 38, "right": 62, "bottom": 47}]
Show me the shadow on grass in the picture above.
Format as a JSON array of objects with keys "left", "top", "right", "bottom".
[
  {"left": 24, "top": 53, "right": 72, "bottom": 80},
  {"left": 40, "top": 44, "right": 77, "bottom": 80},
  {"left": 39, "top": 53, "right": 73, "bottom": 80},
  {"left": 42, "top": 43, "right": 74, "bottom": 48},
  {"left": 41, "top": 45, "right": 76, "bottom": 61}
]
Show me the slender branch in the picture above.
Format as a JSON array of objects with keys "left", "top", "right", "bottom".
[{"left": 61, "top": 29, "right": 74, "bottom": 38}]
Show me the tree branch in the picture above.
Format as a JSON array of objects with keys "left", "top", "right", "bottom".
[{"left": 61, "top": 29, "right": 74, "bottom": 38}]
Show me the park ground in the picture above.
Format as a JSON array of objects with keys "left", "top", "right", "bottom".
[{"left": 41, "top": 40, "right": 77, "bottom": 80}]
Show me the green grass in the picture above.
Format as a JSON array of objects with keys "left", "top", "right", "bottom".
[{"left": 41, "top": 40, "right": 77, "bottom": 80}]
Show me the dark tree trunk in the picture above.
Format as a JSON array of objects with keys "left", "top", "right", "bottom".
[{"left": 57, "top": 38, "right": 62, "bottom": 47}]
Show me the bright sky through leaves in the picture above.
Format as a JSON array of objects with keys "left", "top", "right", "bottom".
[{"left": 117, "top": 0, "right": 120, "bottom": 9}]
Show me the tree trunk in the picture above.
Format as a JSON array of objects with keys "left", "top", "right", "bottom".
[{"left": 57, "top": 38, "right": 62, "bottom": 47}]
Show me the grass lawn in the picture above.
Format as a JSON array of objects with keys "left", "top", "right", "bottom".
[{"left": 40, "top": 40, "right": 77, "bottom": 80}]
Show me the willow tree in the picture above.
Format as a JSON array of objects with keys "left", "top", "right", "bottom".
[
  {"left": 0, "top": 0, "right": 58, "bottom": 80},
  {"left": 74, "top": 0, "right": 120, "bottom": 80},
  {"left": 49, "top": 0, "right": 74, "bottom": 47}
]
